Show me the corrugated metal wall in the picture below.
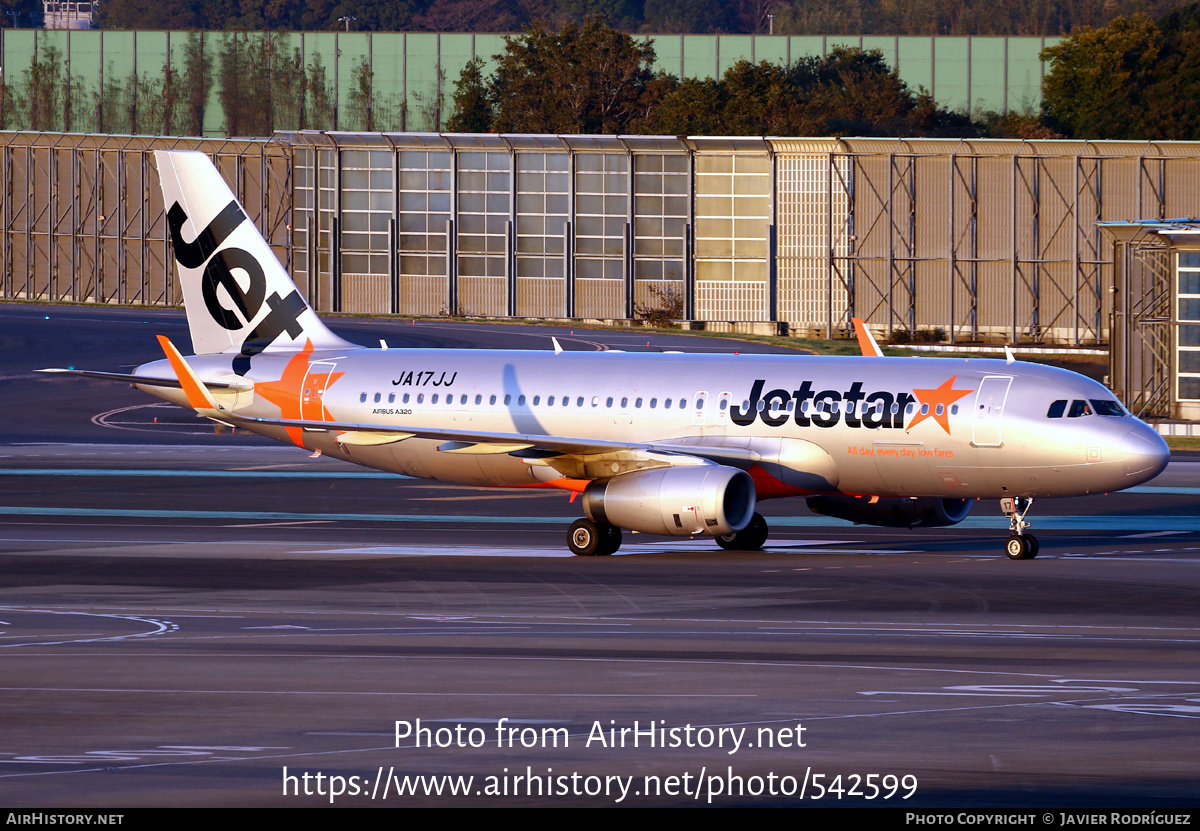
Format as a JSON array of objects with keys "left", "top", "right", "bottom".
[
  {"left": 0, "top": 133, "right": 288, "bottom": 308},
  {"left": 7, "top": 131, "right": 1200, "bottom": 349}
]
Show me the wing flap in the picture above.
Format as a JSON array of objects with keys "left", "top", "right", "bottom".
[
  {"left": 438, "top": 441, "right": 536, "bottom": 455},
  {"left": 335, "top": 431, "right": 416, "bottom": 447}
]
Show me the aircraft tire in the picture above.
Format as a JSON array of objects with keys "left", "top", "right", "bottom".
[
  {"left": 1005, "top": 534, "right": 1037, "bottom": 560},
  {"left": 715, "top": 513, "right": 769, "bottom": 551},
  {"left": 568, "top": 518, "right": 604, "bottom": 556},
  {"left": 600, "top": 524, "right": 623, "bottom": 555}
]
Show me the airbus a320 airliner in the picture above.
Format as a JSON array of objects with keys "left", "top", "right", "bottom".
[{"left": 43, "top": 151, "right": 1170, "bottom": 559}]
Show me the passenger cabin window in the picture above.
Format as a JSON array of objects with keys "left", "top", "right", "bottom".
[
  {"left": 1047, "top": 400, "right": 1067, "bottom": 418},
  {"left": 359, "top": 393, "right": 367, "bottom": 403}
]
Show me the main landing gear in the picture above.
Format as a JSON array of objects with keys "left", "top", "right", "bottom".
[
  {"left": 566, "top": 513, "right": 771, "bottom": 556},
  {"left": 1001, "top": 496, "right": 1039, "bottom": 560},
  {"left": 715, "top": 513, "right": 769, "bottom": 551},
  {"left": 568, "top": 518, "right": 623, "bottom": 556}
]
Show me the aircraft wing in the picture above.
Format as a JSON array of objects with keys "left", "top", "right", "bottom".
[
  {"left": 36, "top": 368, "right": 252, "bottom": 391},
  {"left": 219, "top": 410, "right": 764, "bottom": 467}
]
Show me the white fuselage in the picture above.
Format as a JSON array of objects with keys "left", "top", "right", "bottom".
[{"left": 136, "top": 347, "right": 1170, "bottom": 502}]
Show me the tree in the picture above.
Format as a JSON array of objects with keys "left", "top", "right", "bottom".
[
  {"left": 96, "top": 0, "right": 203, "bottom": 28},
  {"left": 183, "top": 33, "right": 213, "bottom": 137},
  {"left": 450, "top": 17, "right": 668, "bottom": 134},
  {"left": 648, "top": 48, "right": 975, "bottom": 137},
  {"left": 1041, "top": 14, "right": 1162, "bottom": 138},
  {"left": 22, "top": 46, "right": 65, "bottom": 132},
  {"left": 346, "top": 58, "right": 375, "bottom": 131},
  {"left": 446, "top": 58, "right": 493, "bottom": 133}
]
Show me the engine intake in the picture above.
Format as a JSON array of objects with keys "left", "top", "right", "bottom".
[
  {"left": 806, "top": 495, "right": 973, "bottom": 528},
  {"left": 583, "top": 466, "right": 756, "bottom": 536}
]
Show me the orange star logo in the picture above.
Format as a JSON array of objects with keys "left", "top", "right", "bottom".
[
  {"left": 907, "top": 375, "right": 973, "bottom": 435},
  {"left": 254, "top": 339, "right": 344, "bottom": 448}
]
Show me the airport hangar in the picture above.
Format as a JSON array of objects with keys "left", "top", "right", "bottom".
[{"left": 1, "top": 130, "right": 1199, "bottom": 423}]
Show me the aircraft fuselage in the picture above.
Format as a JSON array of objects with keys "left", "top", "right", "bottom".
[{"left": 135, "top": 348, "right": 1167, "bottom": 502}]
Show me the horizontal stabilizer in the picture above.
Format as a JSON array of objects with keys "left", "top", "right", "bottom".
[{"left": 156, "top": 335, "right": 222, "bottom": 412}]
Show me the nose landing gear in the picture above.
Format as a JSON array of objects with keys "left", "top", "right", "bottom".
[{"left": 1001, "top": 496, "right": 1039, "bottom": 559}]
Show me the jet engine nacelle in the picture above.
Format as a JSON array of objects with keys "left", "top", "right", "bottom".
[
  {"left": 582, "top": 466, "right": 756, "bottom": 537},
  {"left": 806, "top": 495, "right": 973, "bottom": 528}
]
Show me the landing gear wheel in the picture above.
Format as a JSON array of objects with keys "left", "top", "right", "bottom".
[
  {"left": 715, "top": 513, "right": 769, "bottom": 551},
  {"left": 1005, "top": 534, "right": 1038, "bottom": 560},
  {"left": 569, "top": 518, "right": 602, "bottom": 556},
  {"left": 568, "top": 518, "right": 621, "bottom": 556},
  {"left": 1001, "top": 497, "right": 1038, "bottom": 559},
  {"left": 600, "top": 523, "right": 623, "bottom": 556}
]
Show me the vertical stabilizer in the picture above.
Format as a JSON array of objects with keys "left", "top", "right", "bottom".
[{"left": 154, "top": 150, "right": 352, "bottom": 373}]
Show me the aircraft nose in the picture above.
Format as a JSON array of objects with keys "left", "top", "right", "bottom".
[{"left": 1120, "top": 424, "right": 1170, "bottom": 483}]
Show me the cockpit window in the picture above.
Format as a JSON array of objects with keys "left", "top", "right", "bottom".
[
  {"left": 1090, "top": 399, "right": 1125, "bottom": 417},
  {"left": 1068, "top": 399, "right": 1092, "bottom": 418},
  {"left": 1047, "top": 399, "right": 1067, "bottom": 418}
]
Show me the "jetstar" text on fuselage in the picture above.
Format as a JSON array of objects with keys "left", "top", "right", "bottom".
[{"left": 730, "top": 379, "right": 930, "bottom": 430}]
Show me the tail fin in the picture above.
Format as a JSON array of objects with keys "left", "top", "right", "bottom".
[{"left": 154, "top": 150, "right": 351, "bottom": 374}]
